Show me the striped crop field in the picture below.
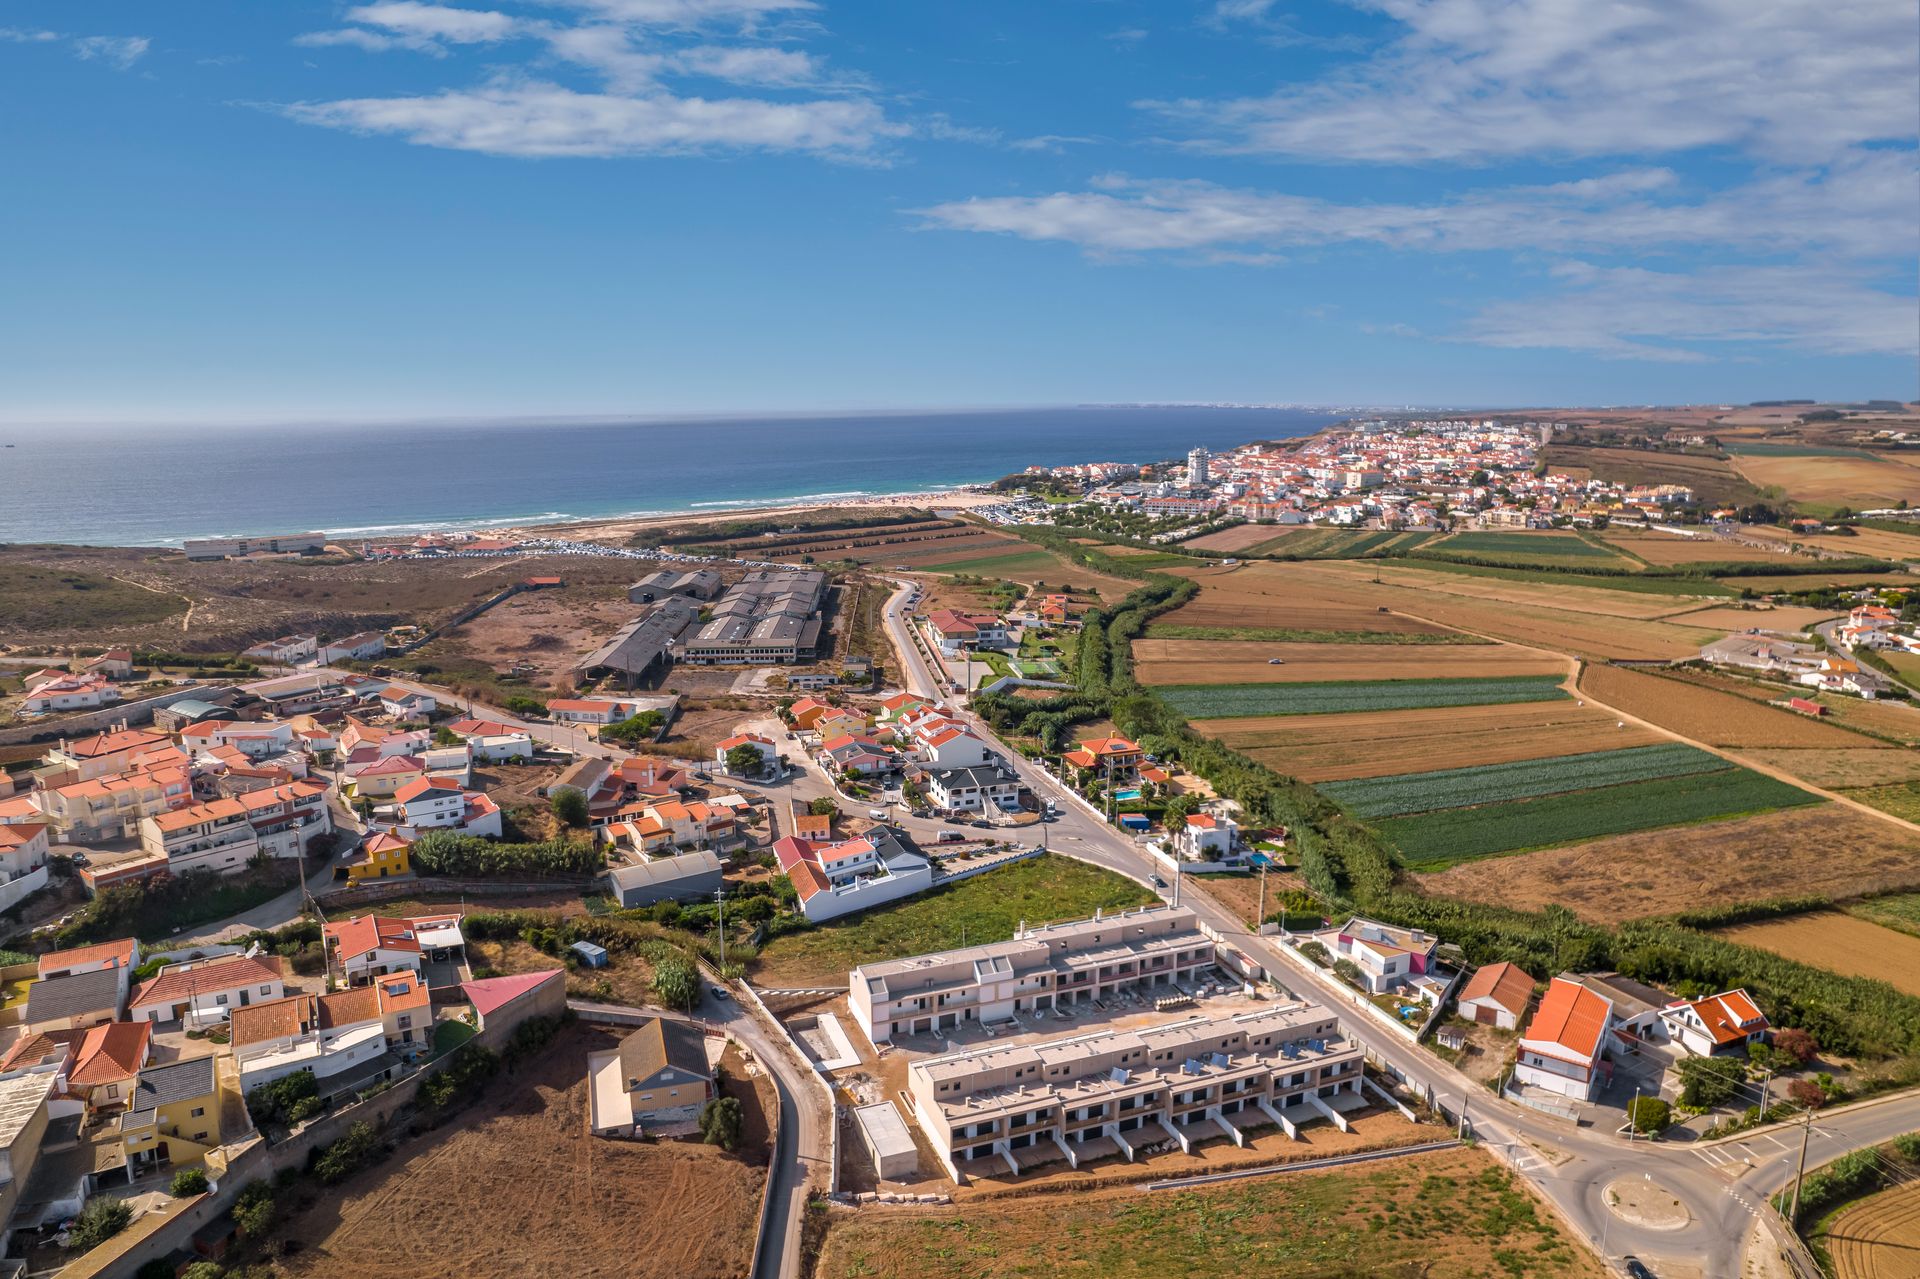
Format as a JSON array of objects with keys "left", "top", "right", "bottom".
[
  {"left": 1320, "top": 743, "right": 1732, "bottom": 818},
  {"left": 1159, "top": 675, "right": 1568, "bottom": 719},
  {"left": 1426, "top": 531, "right": 1623, "bottom": 560},
  {"left": 1377, "top": 768, "right": 1820, "bottom": 869}
]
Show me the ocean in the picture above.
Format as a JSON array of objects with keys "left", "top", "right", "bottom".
[{"left": 0, "top": 406, "right": 1337, "bottom": 546}]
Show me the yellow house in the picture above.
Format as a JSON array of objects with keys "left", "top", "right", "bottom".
[
  {"left": 119, "top": 1055, "right": 223, "bottom": 1174},
  {"left": 341, "top": 831, "right": 412, "bottom": 883}
]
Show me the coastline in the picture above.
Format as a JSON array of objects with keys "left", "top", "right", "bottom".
[{"left": 506, "top": 487, "right": 1011, "bottom": 546}]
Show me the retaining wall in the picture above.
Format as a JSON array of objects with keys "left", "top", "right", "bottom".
[{"left": 0, "top": 686, "right": 239, "bottom": 747}]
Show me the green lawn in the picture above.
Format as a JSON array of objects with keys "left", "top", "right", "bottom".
[
  {"left": 750, "top": 854, "right": 1155, "bottom": 986},
  {"left": 1430, "top": 531, "right": 1623, "bottom": 559},
  {"left": 919, "top": 550, "right": 1068, "bottom": 577},
  {"left": 432, "top": 1019, "right": 478, "bottom": 1056}
]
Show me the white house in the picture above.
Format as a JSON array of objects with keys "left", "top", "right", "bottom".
[
  {"left": 0, "top": 823, "right": 51, "bottom": 914},
  {"left": 316, "top": 632, "right": 388, "bottom": 664},
  {"left": 21, "top": 673, "right": 122, "bottom": 713},
  {"left": 379, "top": 688, "right": 437, "bottom": 720},
  {"left": 128, "top": 953, "right": 289, "bottom": 1027},
  {"left": 1322, "top": 917, "right": 1440, "bottom": 995},
  {"left": 325, "top": 913, "right": 465, "bottom": 987},
  {"left": 921, "top": 763, "right": 1022, "bottom": 814},
  {"left": 1658, "top": 990, "right": 1770, "bottom": 1058},
  {"left": 243, "top": 635, "right": 319, "bottom": 665},
  {"left": 1514, "top": 977, "right": 1615, "bottom": 1102},
  {"left": 715, "top": 734, "right": 778, "bottom": 774},
  {"left": 916, "top": 726, "right": 994, "bottom": 770},
  {"left": 384, "top": 778, "right": 502, "bottom": 838},
  {"left": 1174, "top": 813, "right": 1238, "bottom": 861},
  {"left": 547, "top": 699, "right": 626, "bottom": 725},
  {"left": 1456, "top": 962, "right": 1534, "bottom": 1031}
]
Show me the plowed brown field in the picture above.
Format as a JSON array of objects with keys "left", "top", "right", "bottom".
[
  {"left": 1579, "top": 663, "right": 1871, "bottom": 747},
  {"left": 1820, "top": 1179, "right": 1920, "bottom": 1278},
  {"left": 1654, "top": 604, "right": 1840, "bottom": 630},
  {"left": 275, "top": 1024, "right": 767, "bottom": 1279},
  {"left": 1149, "top": 591, "right": 1451, "bottom": 637},
  {"left": 1180, "top": 524, "right": 1299, "bottom": 553},
  {"left": 1423, "top": 805, "right": 1920, "bottom": 922},
  {"left": 1719, "top": 912, "right": 1920, "bottom": 997},
  {"left": 1742, "top": 749, "right": 1920, "bottom": 789},
  {"left": 1202, "top": 700, "right": 1663, "bottom": 782},
  {"left": 1597, "top": 531, "right": 1795, "bottom": 565},
  {"left": 1131, "top": 638, "right": 1566, "bottom": 686}
]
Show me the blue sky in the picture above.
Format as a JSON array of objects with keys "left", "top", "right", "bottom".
[{"left": 1, "top": 0, "right": 1914, "bottom": 422}]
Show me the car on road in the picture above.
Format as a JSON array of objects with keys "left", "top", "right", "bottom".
[
  {"left": 69, "top": 852, "right": 89, "bottom": 867},
  {"left": 936, "top": 831, "right": 966, "bottom": 843},
  {"left": 1621, "top": 1258, "right": 1653, "bottom": 1279},
  {"left": 969, "top": 819, "right": 992, "bottom": 828},
  {"left": 1150, "top": 874, "right": 1168, "bottom": 889},
  {"left": 709, "top": 985, "right": 731, "bottom": 1001},
  {"left": 692, "top": 770, "right": 711, "bottom": 780}
]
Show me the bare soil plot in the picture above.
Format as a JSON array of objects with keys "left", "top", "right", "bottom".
[
  {"left": 1179, "top": 523, "right": 1295, "bottom": 553},
  {"left": 1804, "top": 695, "right": 1920, "bottom": 746},
  {"left": 1818, "top": 1179, "right": 1920, "bottom": 1279},
  {"left": 1731, "top": 452, "right": 1920, "bottom": 510},
  {"left": 439, "top": 583, "right": 640, "bottom": 692},
  {"left": 274, "top": 1023, "right": 768, "bottom": 1279},
  {"left": 1719, "top": 912, "right": 1920, "bottom": 997},
  {"left": 1205, "top": 700, "right": 1664, "bottom": 783},
  {"left": 1654, "top": 603, "right": 1840, "bottom": 630},
  {"left": 1339, "top": 561, "right": 1705, "bottom": 621},
  {"left": 1131, "top": 638, "right": 1565, "bottom": 686},
  {"left": 1152, "top": 590, "right": 1452, "bottom": 637},
  {"left": 814, "top": 1141, "right": 1602, "bottom": 1279},
  {"left": 1422, "top": 806, "right": 1920, "bottom": 923},
  {"left": 1734, "top": 573, "right": 1916, "bottom": 592},
  {"left": 1541, "top": 444, "right": 1760, "bottom": 507},
  {"left": 1578, "top": 663, "right": 1873, "bottom": 747},
  {"left": 1740, "top": 524, "right": 1920, "bottom": 562},
  {"left": 1741, "top": 749, "right": 1920, "bottom": 790},
  {"left": 1597, "top": 530, "right": 1799, "bottom": 566}
]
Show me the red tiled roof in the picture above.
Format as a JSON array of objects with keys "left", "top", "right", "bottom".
[
  {"left": 324, "top": 914, "right": 427, "bottom": 961},
  {"left": 1523, "top": 977, "right": 1611, "bottom": 1062},
  {"left": 1459, "top": 961, "right": 1534, "bottom": 1017},
  {"left": 69, "top": 1021, "right": 151, "bottom": 1087},
  {"left": 131, "top": 954, "right": 284, "bottom": 1010},
  {"left": 39, "top": 938, "right": 137, "bottom": 977},
  {"left": 788, "top": 860, "right": 829, "bottom": 901},
  {"left": 1672, "top": 989, "right": 1768, "bottom": 1046}
]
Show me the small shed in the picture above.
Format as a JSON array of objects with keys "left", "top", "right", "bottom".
[
  {"left": 853, "top": 1102, "right": 919, "bottom": 1182},
  {"left": 570, "top": 941, "right": 609, "bottom": 969}
]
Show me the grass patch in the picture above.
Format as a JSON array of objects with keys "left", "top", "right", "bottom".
[
  {"left": 1843, "top": 781, "right": 1920, "bottom": 823},
  {"left": 1160, "top": 675, "right": 1568, "bottom": 720},
  {"left": 1847, "top": 892, "right": 1920, "bottom": 939},
  {"left": 1253, "top": 529, "right": 1435, "bottom": 559},
  {"left": 1398, "top": 556, "right": 1740, "bottom": 596},
  {"left": 0, "top": 564, "right": 185, "bottom": 631},
  {"left": 750, "top": 853, "right": 1154, "bottom": 986},
  {"left": 1321, "top": 743, "right": 1733, "bottom": 819},
  {"left": 918, "top": 549, "right": 1068, "bottom": 577},
  {"left": 1430, "top": 531, "right": 1625, "bottom": 560},
  {"left": 1378, "top": 769, "right": 1821, "bottom": 869},
  {"left": 432, "top": 1019, "right": 478, "bottom": 1056},
  {"left": 1145, "top": 625, "right": 1488, "bottom": 646},
  {"left": 1723, "top": 442, "right": 1875, "bottom": 458}
]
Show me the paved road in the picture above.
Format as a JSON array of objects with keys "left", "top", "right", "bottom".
[{"left": 875, "top": 578, "right": 1920, "bottom": 1277}]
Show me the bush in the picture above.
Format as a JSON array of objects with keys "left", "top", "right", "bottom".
[
  {"left": 1331, "top": 958, "right": 1363, "bottom": 986},
  {"left": 1788, "top": 1078, "right": 1827, "bottom": 1109},
  {"left": 247, "top": 1069, "right": 319, "bottom": 1127},
  {"left": 1626, "top": 1096, "right": 1670, "bottom": 1134},
  {"left": 1773, "top": 1027, "right": 1819, "bottom": 1065},
  {"left": 699, "top": 1096, "right": 744, "bottom": 1151},
  {"left": 503, "top": 696, "right": 547, "bottom": 716},
  {"left": 1298, "top": 940, "right": 1330, "bottom": 966},
  {"left": 179, "top": 1263, "right": 226, "bottom": 1279},
  {"left": 137, "top": 1261, "right": 179, "bottom": 1279},
  {"left": 807, "top": 798, "right": 839, "bottom": 818},
  {"left": 409, "top": 831, "right": 601, "bottom": 878},
  {"left": 551, "top": 789, "right": 589, "bottom": 828},
  {"left": 1678, "top": 1056, "right": 1745, "bottom": 1108},
  {"left": 312, "top": 1121, "right": 382, "bottom": 1184},
  {"left": 169, "top": 1167, "right": 210, "bottom": 1197},
  {"left": 67, "top": 1196, "right": 133, "bottom": 1251},
  {"left": 420, "top": 1043, "right": 499, "bottom": 1111},
  {"left": 652, "top": 954, "right": 701, "bottom": 1012},
  {"left": 233, "top": 1181, "right": 276, "bottom": 1237}
]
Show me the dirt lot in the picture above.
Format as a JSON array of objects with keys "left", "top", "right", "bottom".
[
  {"left": 1730, "top": 452, "right": 1920, "bottom": 510},
  {"left": 1597, "top": 530, "right": 1800, "bottom": 566},
  {"left": 1816, "top": 1178, "right": 1920, "bottom": 1278},
  {"left": 1151, "top": 575, "right": 1455, "bottom": 639},
  {"left": 1188, "top": 868, "right": 1308, "bottom": 927},
  {"left": 1579, "top": 663, "right": 1873, "bottom": 748},
  {"left": 1719, "top": 912, "right": 1920, "bottom": 997},
  {"left": 813, "top": 1141, "right": 1602, "bottom": 1279},
  {"left": 1422, "top": 805, "right": 1920, "bottom": 922},
  {"left": 1179, "top": 523, "right": 1298, "bottom": 553},
  {"left": 438, "top": 581, "right": 649, "bottom": 692},
  {"left": 273, "top": 1023, "right": 768, "bottom": 1279},
  {"left": 1655, "top": 603, "right": 1840, "bottom": 630},
  {"left": 1203, "top": 700, "right": 1665, "bottom": 783},
  {"left": 1130, "top": 637, "right": 1566, "bottom": 686}
]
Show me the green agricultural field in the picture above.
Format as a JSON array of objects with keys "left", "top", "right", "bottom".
[
  {"left": 1321, "top": 743, "right": 1733, "bottom": 819},
  {"left": 749, "top": 853, "right": 1155, "bottom": 986},
  {"left": 1722, "top": 442, "right": 1876, "bottom": 458},
  {"left": 1254, "top": 529, "right": 1433, "bottom": 559},
  {"left": 1843, "top": 780, "right": 1920, "bottom": 823},
  {"left": 1378, "top": 769, "right": 1820, "bottom": 869},
  {"left": 1425, "top": 532, "right": 1634, "bottom": 566},
  {"left": 1848, "top": 892, "right": 1920, "bottom": 938},
  {"left": 1160, "top": 675, "right": 1568, "bottom": 719},
  {"left": 1399, "top": 556, "right": 1740, "bottom": 596}
]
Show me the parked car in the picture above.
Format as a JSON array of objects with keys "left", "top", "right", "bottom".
[
  {"left": 692, "top": 770, "right": 711, "bottom": 781},
  {"left": 969, "top": 819, "right": 992, "bottom": 829},
  {"left": 869, "top": 808, "right": 888, "bottom": 820},
  {"left": 709, "top": 985, "right": 731, "bottom": 1001},
  {"left": 1621, "top": 1259, "right": 1653, "bottom": 1279},
  {"left": 1150, "top": 874, "right": 1168, "bottom": 889},
  {"left": 936, "top": 831, "right": 966, "bottom": 843}
]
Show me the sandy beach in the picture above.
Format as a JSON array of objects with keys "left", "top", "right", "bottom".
[{"left": 510, "top": 488, "right": 1012, "bottom": 545}]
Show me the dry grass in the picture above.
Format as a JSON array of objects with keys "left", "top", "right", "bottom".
[
  {"left": 1741, "top": 749, "right": 1920, "bottom": 790},
  {"left": 1718, "top": 912, "right": 1920, "bottom": 998},
  {"left": 1733, "top": 573, "right": 1915, "bottom": 592},
  {"left": 1422, "top": 805, "right": 1920, "bottom": 923},
  {"left": 1818, "top": 1178, "right": 1920, "bottom": 1279},
  {"left": 1730, "top": 453, "right": 1920, "bottom": 509},
  {"left": 1202, "top": 700, "right": 1664, "bottom": 783},
  {"left": 1150, "top": 587, "right": 1452, "bottom": 638},
  {"left": 1340, "top": 561, "right": 1708, "bottom": 620},
  {"left": 1131, "top": 638, "right": 1565, "bottom": 686},
  {"left": 1188, "top": 869, "right": 1308, "bottom": 927},
  {"left": 1578, "top": 663, "right": 1872, "bottom": 747},
  {"left": 1597, "top": 531, "right": 1799, "bottom": 565},
  {"left": 1179, "top": 524, "right": 1299, "bottom": 553},
  {"left": 274, "top": 1023, "right": 767, "bottom": 1279},
  {"left": 1653, "top": 603, "right": 1840, "bottom": 630}
]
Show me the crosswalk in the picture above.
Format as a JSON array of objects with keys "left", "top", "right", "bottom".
[{"left": 1689, "top": 1130, "right": 1794, "bottom": 1170}]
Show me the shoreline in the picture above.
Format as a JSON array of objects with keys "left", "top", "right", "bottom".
[{"left": 505, "top": 488, "right": 1014, "bottom": 546}]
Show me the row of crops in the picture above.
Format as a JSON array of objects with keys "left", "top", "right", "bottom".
[
  {"left": 1423, "top": 531, "right": 1623, "bottom": 560},
  {"left": 1377, "top": 768, "right": 1821, "bottom": 870},
  {"left": 1320, "top": 742, "right": 1733, "bottom": 818},
  {"left": 1160, "top": 675, "right": 1568, "bottom": 719}
]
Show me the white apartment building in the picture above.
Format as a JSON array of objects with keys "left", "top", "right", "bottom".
[
  {"left": 851, "top": 906, "right": 1215, "bottom": 1045},
  {"left": 907, "top": 1004, "right": 1361, "bottom": 1180}
]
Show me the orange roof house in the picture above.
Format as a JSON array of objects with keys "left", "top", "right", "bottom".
[{"left": 1457, "top": 961, "right": 1535, "bottom": 1030}]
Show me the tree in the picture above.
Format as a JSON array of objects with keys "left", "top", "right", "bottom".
[
  {"left": 1164, "top": 793, "right": 1202, "bottom": 823},
  {"left": 169, "top": 1167, "right": 210, "bottom": 1197},
  {"left": 651, "top": 954, "right": 701, "bottom": 1012},
  {"left": 67, "top": 1197, "right": 133, "bottom": 1251},
  {"left": 1772, "top": 1028, "right": 1819, "bottom": 1066},
  {"left": 504, "top": 695, "right": 547, "bottom": 717},
  {"left": 807, "top": 797, "right": 839, "bottom": 818},
  {"left": 725, "top": 744, "right": 765, "bottom": 776},
  {"left": 433, "top": 726, "right": 462, "bottom": 747},
  {"left": 233, "top": 1181, "right": 276, "bottom": 1237},
  {"left": 1788, "top": 1078, "right": 1827, "bottom": 1109},
  {"left": 1331, "top": 958, "right": 1363, "bottom": 986},
  {"left": 1626, "top": 1095, "right": 1670, "bottom": 1134},
  {"left": 1299, "top": 940, "right": 1330, "bottom": 966},
  {"left": 551, "top": 788, "right": 590, "bottom": 828},
  {"left": 179, "top": 1263, "right": 226, "bottom": 1279},
  {"left": 700, "top": 1096, "right": 744, "bottom": 1151},
  {"left": 1677, "top": 1056, "right": 1744, "bottom": 1108}
]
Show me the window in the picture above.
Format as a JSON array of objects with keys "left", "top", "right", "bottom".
[
  {"left": 260, "top": 985, "right": 273, "bottom": 995},
  {"left": 190, "top": 1107, "right": 205, "bottom": 1118},
  {"left": 215, "top": 994, "right": 229, "bottom": 1006},
  {"left": 195, "top": 1131, "right": 208, "bottom": 1141},
  {"left": 106, "top": 1085, "right": 118, "bottom": 1099}
]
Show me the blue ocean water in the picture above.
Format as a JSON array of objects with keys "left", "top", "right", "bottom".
[{"left": 0, "top": 406, "right": 1336, "bottom": 546}]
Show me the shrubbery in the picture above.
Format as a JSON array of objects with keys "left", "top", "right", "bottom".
[
  {"left": 311, "top": 1121, "right": 382, "bottom": 1184},
  {"left": 700, "top": 1096, "right": 744, "bottom": 1151},
  {"left": 169, "top": 1167, "right": 210, "bottom": 1197},
  {"left": 421, "top": 1043, "right": 499, "bottom": 1111},
  {"left": 66, "top": 1196, "right": 132, "bottom": 1251},
  {"left": 247, "top": 1069, "right": 321, "bottom": 1128},
  {"left": 410, "top": 831, "right": 602, "bottom": 878}
]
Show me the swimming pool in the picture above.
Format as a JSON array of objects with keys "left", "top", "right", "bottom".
[{"left": 1112, "top": 787, "right": 1143, "bottom": 801}]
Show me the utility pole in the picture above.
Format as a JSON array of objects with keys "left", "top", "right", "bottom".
[
  {"left": 714, "top": 888, "right": 727, "bottom": 973},
  {"left": 1627, "top": 1085, "right": 1640, "bottom": 1142},
  {"left": 1257, "top": 862, "right": 1269, "bottom": 932},
  {"left": 1789, "top": 1103, "right": 1814, "bottom": 1224}
]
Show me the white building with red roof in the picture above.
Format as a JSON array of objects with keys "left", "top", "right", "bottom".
[
  {"left": 1515, "top": 977, "right": 1616, "bottom": 1101},
  {"left": 129, "top": 953, "right": 288, "bottom": 1027},
  {"left": 771, "top": 826, "right": 933, "bottom": 922},
  {"left": 1659, "top": 989, "right": 1770, "bottom": 1058},
  {"left": 382, "top": 778, "right": 502, "bottom": 838},
  {"left": 715, "top": 733, "right": 777, "bottom": 773},
  {"left": 324, "top": 913, "right": 465, "bottom": 987}
]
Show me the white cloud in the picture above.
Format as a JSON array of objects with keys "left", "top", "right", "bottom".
[
  {"left": 673, "top": 43, "right": 821, "bottom": 86},
  {"left": 1104, "top": 28, "right": 1148, "bottom": 44},
  {"left": 1151, "top": 0, "right": 1919, "bottom": 163},
  {"left": 540, "top": 23, "right": 664, "bottom": 88},
  {"left": 296, "top": 27, "right": 430, "bottom": 54},
  {"left": 1461, "top": 263, "right": 1920, "bottom": 361},
  {"left": 917, "top": 153, "right": 1917, "bottom": 263},
  {"left": 0, "top": 28, "right": 61, "bottom": 43},
  {"left": 549, "top": 0, "right": 815, "bottom": 26},
  {"left": 281, "top": 81, "right": 903, "bottom": 158},
  {"left": 71, "top": 35, "right": 150, "bottom": 69},
  {"left": 346, "top": 2, "right": 521, "bottom": 43},
  {"left": 1008, "top": 134, "right": 1098, "bottom": 154}
]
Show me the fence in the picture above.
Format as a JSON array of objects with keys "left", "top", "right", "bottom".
[
  {"left": 928, "top": 844, "right": 1044, "bottom": 888},
  {"left": 313, "top": 877, "right": 590, "bottom": 910},
  {"left": 0, "top": 685, "right": 239, "bottom": 747}
]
